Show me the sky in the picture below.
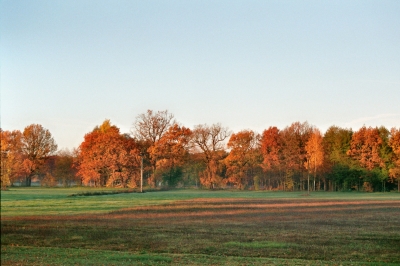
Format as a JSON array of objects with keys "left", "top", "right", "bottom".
[{"left": 1, "top": 0, "right": 399, "bottom": 150}]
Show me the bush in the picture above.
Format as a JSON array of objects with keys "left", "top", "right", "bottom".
[{"left": 363, "top": 182, "right": 374, "bottom": 192}]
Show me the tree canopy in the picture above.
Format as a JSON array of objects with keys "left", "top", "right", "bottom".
[{"left": 2, "top": 111, "right": 399, "bottom": 192}]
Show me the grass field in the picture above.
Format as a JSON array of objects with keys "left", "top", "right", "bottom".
[{"left": 1, "top": 188, "right": 400, "bottom": 265}]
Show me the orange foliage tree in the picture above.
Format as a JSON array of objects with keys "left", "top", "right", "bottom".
[
  {"left": 347, "top": 126, "right": 384, "bottom": 171},
  {"left": 347, "top": 126, "right": 385, "bottom": 191},
  {"left": 1, "top": 129, "right": 24, "bottom": 189},
  {"left": 279, "top": 122, "right": 312, "bottom": 191},
  {"left": 260, "top": 127, "right": 281, "bottom": 189},
  {"left": 305, "top": 128, "right": 325, "bottom": 192},
  {"left": 148, "top": 124, "right": 192, "bottom": 187},
  {"left": 322, "top": 126, "right": 353, "bottom": 191},
  {"left": 389, "top": 127, "right": 400, "bottom": 191},
  {"left": 191, "top": 123, "right": 230, "bottom": 189},
  {"left": 77, "top": 120, "right": 139, "bottom": 187},
  {"left": 225, "top": 130, "right": 260, "bottom": 189},
  {"left": 1, "top": 125, "right": 57, "bottom": 187},
  {"left": 21, "top": 124, "right": 58, "bottom": 186}
]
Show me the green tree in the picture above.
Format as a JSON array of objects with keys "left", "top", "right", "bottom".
[
  {"left": 377, "top": 126, "right": 393, "bottom": 191},
  {"left": 389, "top": 127, "right": 400, "bottom": 191},
  {"left": 323, "top": 126, "right": 353, "bottom": 191}
]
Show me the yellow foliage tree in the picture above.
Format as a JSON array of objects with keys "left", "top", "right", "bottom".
[{"left": 305, "top": 128, "right": 325, "bottom": 192}]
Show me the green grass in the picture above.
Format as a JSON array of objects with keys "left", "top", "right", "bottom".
[
  {"left": 224, "top": 241, "right": 295, "bottom": 249},
  {"left": 1, "top": 187, "right": 398, "bottom": 217},
  {"left": 1, "top": 246, "right": 173, "bottom": 266},
  {"left": 2, "top": 246, "right": 397, "bottom": 266},
  {"left": 1, "top": 188, "right": 400, "bottom": 265}
]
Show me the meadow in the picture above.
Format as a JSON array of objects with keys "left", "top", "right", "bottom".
[{"left": 1, "top": 188, "right": 400, "bottom": 265}]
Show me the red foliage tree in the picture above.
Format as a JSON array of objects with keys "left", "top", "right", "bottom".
[
  {"left": 260, "top": 127, "right": 280, "bottom": 170},
  {"left": 347, "top": 126, "right": 384, "bottom": 171},
  {"left": 77, "top": 120, "right": 139, "bottom": 187},
  {"left": 148, "top": 124, "right": 192, "bottom": 186},
  {"left": 225, "top": 130, "right": 260, "bottom": 189},
  {"left": 260, "top": 127, "right": 281, "bottom": 189}
]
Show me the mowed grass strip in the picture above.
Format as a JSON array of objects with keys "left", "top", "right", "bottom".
[
  {"left": 0, "top": 187, "right": 179, "bottom": 217},
  {"left": 1, "top": 246, "right": 172, "bottom": 266},
  {"left": 2, "top": 191, "right": 400, "bottom": 265},
  {"left": 1, "top": 187, "right": 399, "bottom": 217},
  {"left": 4, "top": 246, "right": 393, "bottom": 266}
]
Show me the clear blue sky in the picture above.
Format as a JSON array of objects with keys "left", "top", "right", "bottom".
[{"left": 1, "top": 0, "right": 399, "bottom": 150}]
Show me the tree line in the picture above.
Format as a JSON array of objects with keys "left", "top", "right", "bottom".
[{"left": 1, "top": 110, "right": 399, "bottom": 192}]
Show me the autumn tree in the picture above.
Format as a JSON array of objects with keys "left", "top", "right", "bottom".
[
  {"left": 347, "top": 126, "right": 384, "bottom": 170},
  {"left": 389, "top": 127, "right": 400, "bottom": 192},
  {"left": 148, "top": 124, "right": 192, "bottom": 187},
  {"left": 132, "top": 110, "right": 174, "bottom": 185},
  {"left": 260, "top": 126, "right": 282, "bottom": 190},
  {"left": 1, "top": 129, "right": 24, "bottom": 189},
  {"left": 20, "top": 124, "right": 58, "bottom": 186},
  {"left": 305, "top": 128, "right": 325, "bottom": 193},
  {"left": 225, "top": 130, "right": 260, "bottom": 189},
  {"left": 191, "top": 123, "right": 230, "bottom": 189},
  {"left": 77, "top": 120, "right": 139, "bottom": 187},
  {"left": 279, "top": 122, "right": 312, "bottom": 191},
  {"left": 347, "top": 126, "right": 384, "bottom": 191}
]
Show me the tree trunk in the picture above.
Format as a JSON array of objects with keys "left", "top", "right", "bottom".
[
  {"left": 25, "top": 176, "right": 31, "bottom": 187},
  {"left": 313, "top": 176, "right": 316, "bottom": 191},
  {"left": 314, "top": 161, "right": 316, "bottom": 191},
  {"left": 268, "top": 175, "right": 271, "bottom": 191}
]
